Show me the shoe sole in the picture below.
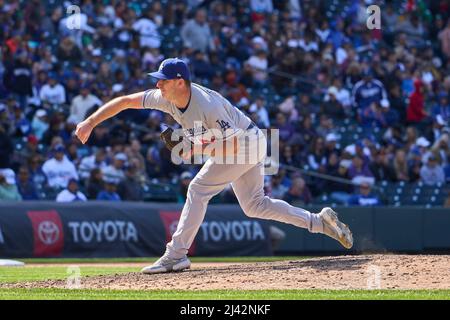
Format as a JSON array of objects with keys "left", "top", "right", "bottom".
[
  {"left": 141, "top": 260, "right": 191, "bottom": 274},
  {"left": 322, "top": 208, "right": 353, "bottom": 249}
]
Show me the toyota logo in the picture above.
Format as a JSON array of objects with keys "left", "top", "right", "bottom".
[{"left": 38, "top": 221, "right": 60, "bottom": 245}]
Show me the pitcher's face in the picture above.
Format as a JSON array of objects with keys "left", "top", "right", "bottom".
[{"left": 157, "top": 79, "right": 183, "bottom": 100}]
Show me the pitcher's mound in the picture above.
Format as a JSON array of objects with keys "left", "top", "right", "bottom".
[{"left": 3, "top": 255, "right": 450, "bottom": 290}]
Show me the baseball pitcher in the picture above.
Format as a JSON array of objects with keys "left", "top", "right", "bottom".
[{"left": 75, "top": 58, "right": 353, "bottom": 274}]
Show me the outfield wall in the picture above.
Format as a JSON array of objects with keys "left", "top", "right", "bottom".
[
  {"left": 0, "top": 202, "right": 272, "bottom": 258},
  {"left": 0, "top": 202, "right": 449, "bottom": 258},
  {"left": 273, "top": 206, "right": 450, "bottom": 253}
]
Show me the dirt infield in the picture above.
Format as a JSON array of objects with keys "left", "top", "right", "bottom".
[{"left": 3, "top": 255, "right": 450, "bottom": 290}]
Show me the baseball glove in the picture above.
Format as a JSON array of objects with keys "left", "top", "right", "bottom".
[{"left": 160, "top": 127, "right": 182, "bottom": 151}]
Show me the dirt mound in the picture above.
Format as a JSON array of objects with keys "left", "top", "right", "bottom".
[{"left": 2, "top": 255, "right": 450, "bottom": 290}]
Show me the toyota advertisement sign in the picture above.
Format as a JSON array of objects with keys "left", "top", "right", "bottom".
[{"left": 0, "top": 202, "right": 271, "bottom": 258}]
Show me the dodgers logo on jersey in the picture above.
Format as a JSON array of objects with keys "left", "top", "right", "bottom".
[{"left": 216, "top": 119, "right": 231, "bottom": 130}]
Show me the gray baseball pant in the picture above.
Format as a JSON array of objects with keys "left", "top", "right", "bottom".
[{"left": 166, "top": 129, "right": 323, "bottom": 258}]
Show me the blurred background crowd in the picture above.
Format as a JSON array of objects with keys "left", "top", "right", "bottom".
[{"left": 0, "top": 0, "right": 449, "bottom": 207}]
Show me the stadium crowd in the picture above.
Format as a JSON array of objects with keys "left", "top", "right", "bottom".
[{"left": 0, "top": 0, "right": 449, "bottom": 206}]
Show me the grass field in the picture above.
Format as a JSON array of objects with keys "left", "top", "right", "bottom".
[
  {"left": 0, "top": 256, "right": 303, "bottom": 283},
  {"left": 1, "top": 288, "right": 449, "bottom": 300},
  {"left": 1, "top": 257, "right": 449, "bottom": 300}
]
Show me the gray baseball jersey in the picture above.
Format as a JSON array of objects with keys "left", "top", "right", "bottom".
[
  {"left": 141, "top": 83, "right": 324, "bottom": 259},
  {"left": 142, "top": 83, "right": 251, "bottom": 144}
]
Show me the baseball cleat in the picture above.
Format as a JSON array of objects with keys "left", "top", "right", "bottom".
[
  {"left": 141, "top": 254, "right": 191, "bottom": 274},
  {"left": 319, "top": 207, "right": 353, "bottom": 249}
]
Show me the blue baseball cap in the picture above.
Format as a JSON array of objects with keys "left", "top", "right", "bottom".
[
  {"left": 148, "top": 58, "right": 191, "bottom": 81},
  {"left": 53, "top": 144, "right": 65, "bottom": 152}
]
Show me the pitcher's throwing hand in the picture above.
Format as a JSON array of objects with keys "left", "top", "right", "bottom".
[{"left": 75, "top": 120, "right": 94, "bottom": 144}]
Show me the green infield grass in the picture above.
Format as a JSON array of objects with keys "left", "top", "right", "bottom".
[
  {"left": 0, "top": 256, "right": 307, "bottom": 284},
  {"left": 0, "top": 288, "right": 449, "bottom": 300},
  {"left": 18, "top": 256, "right": 307, "bottom": 264}
]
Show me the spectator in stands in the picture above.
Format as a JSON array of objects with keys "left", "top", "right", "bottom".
[
  {"left": 408, "top": 147, "right": 423, "bottom": 183},
  {"left": 132, "top": 9, "right": 161, "bottom": 49},
  {"left": 145, "top": 146, "right": 164, "bottom": 180},
  {"left": 78, "top": 148, "right": 107, "bottom": 180},
  {"left": 42, "top": 144, "right": 79, "bottom": 189},
  {"left": 275, "top": 112, "right": 295, "bottom": 143},
  {"left": 139, "top": 111, "right": 164, "bottom": 145},
  {"left": 86, "top": 168, "right": 104, "bottom": 200},
  {"left": 444, "top": 191, "right": 450, "bottom": 208},
  {"left": 181, "top": 8, "right": 215, "bottom": 53},
  {"left": 124, "top": 139, "right": 147, "bottom": 178},
  {"left": 177, "top": 171, "right": 193, "bottom": 203},
  {"left": 323, "top": 86, "right": 346, "bottom": 119},
  {"left": 31, "top": 109, "right": 49, "bottom": 141},
  {"left": 347, "top": 182, "right": 380, "bottom": 206},
  {"left": 39, "top": 74, "right": 66, "bottom": 107},
  {"left": 393, "top": 149, "right": 410, "bottom": 182},
  {"left": 2, "top": 50, "right": 33, "bottom": 110},
  {"left": 56, "top": 36, "right": 82, "bottom": 66},
  {"left": 348, "top": 155, "right": 375, "bottom": 186},
  {"left": 101, "top": 152, "right": 127, "bottom": 184},
  {"left": 359, "top": 101, "right": 388, "bottom": 128},
  {"left": 97, "top": 179, "right": 121, "bottom": 201},
  {"left": 268, "top": 173, "right": 288, "bottom": 200},
  {"left": 396, "top": 12, "right": 426, "bottom": 47},
  {"left": 406, "top": 79, "right": 428, "bottom": 124},
  {"left": 415, "top": 136, "right": 432, "bottom": 162},
  {"left": 420, "top": 154, "right": 445, "bottom": 186},
  {"left": 438, "top": 18, "right": 450, "bottom": 60},
  {"left": 248, "top": 96, "right": 270, "bottom": 128},
  {"left": 324, "top": 133, "right": 339, "bottom": 158},
  {"left": 297, "top": 93, "right": 320, "bottom": 117},
  {"left": 388, "top": 83, "right": 407, "bottom": 124},
  {"left": 0, "top": 169, "right": 22, "bottom": 201},
  {"left": 299, "top": 114, "right": 318, "bottom": 147},
  {"left": 0, "top": 124, "right": 14, "bottom": 169},
  {"left": 16, "top": 166, "right": 39, "bottom": 200},
  {"left": 351, "top": 69, "right": 388, "bottom": 112},
  {"left": 353, "top": 141, "right": 371, "bottom": 166},
  {"left": 283, "top": 176, "right": 312, "bottom": 205},
  {"left": 432, "top": 92, "right": 450, "bottom": 123},
  {"left": 315, "top": 115, "right": 332, "bottom": 139},
  {"left": 190, "top": 50, "right": 214, "bottom": 80},
  {"left": 425, "top": 115, "right": 447, "bottom": 145},
  {"left": 307, "top": 136, "right": 327, "bottom": 172},
  {"left": 250, "top": 0, "right": 273, "bottom": 14},
  {"left": 68, "top": 84, "right": 102, "bottom": 125},
  {"left": 246, "top": 49, "right": 269, "bottom": 87},
  {"left": 430, "top": 132, "right": 450, "bottom": 166},
  {"left": 27, "top": 154, "right": 47, "bottom": 187},
  {"left": 280, "top": 145, "right": 301, "bottom": 168},
  {"left": 56, "top": 178, "right": 87, "bottom": 202},
  {"left": 118, "top": 163, "right": 144, "bottom": 201},
  {"left": 10, "top": 102, "right": 31, "bottom": 138},
  {"left": 0, "top": 105, "right": 11, "bottom": 134},
  {"left": 369, "top": 149, "right": 397, "bottom": 182},
  {"left": 278, "top": 96, "right": 299, "bottom": 123}
]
